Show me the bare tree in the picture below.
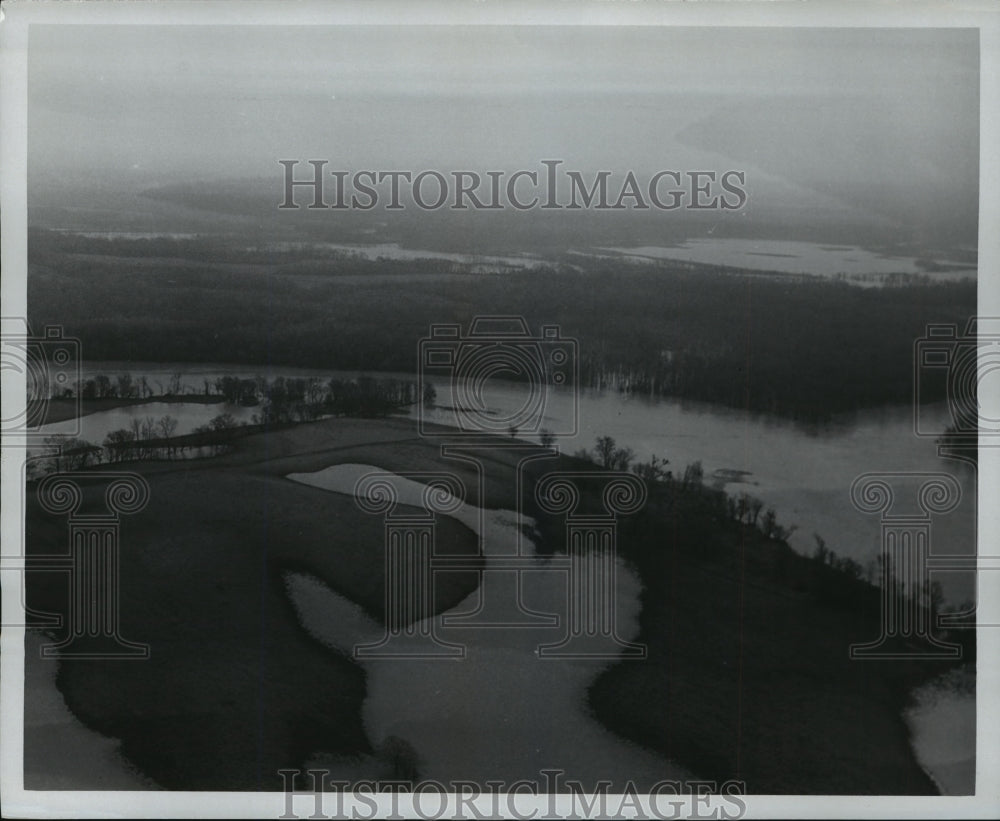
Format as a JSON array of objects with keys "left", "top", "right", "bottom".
[
  {"left": 594, "top": 435, "right": 617, "bottom": 468},
  {"left": 632, "top": 454, "right": 670, "bottom": 483},
  {"left": 94, "top": 374, "right": 114, "bottom": 399},
  {"left": 157, "top": 415, "right": 179, "bottom": 439},
  {"left": 610, "top": 446, "right": 634, "bottom": 471},
  {"left": 761, "top": 508, "right": 777, "bottom": 538},
  {"left": 813, "top": 533, "right": 830, "bottom": 564},
  {"left": 61, "top": 439, "right": 101, "bottom": 469},
  {"left": 592, "top": 436, "right": 634, "bottom": 471},
  {"left": 681, "top": 460, "right": 704, "bottom": 489},
  {"left": 104, "top": 428, "right": 137, "bottom": 462},
  {"left": 736, "top": 493, "right": 750, "bottom": 524},
  {"left": 116, "top": 373, "right": 135, "bottom": 399},
  {"left": 209, "top": 413, "right": 237, "bottom": 431}
]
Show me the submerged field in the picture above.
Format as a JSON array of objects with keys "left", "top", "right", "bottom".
[{"left": 24, "top": 415, "right": 965, "bottom": 792}]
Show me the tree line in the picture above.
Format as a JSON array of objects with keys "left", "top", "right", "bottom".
[
  {"left": 571, "top": 434, "right": 800, "bottom": 540},
  {"left": 29, "top": 230, "right": 976, "bottom": 425},
  {"left": 569, "top": 433, "right": 969, "bottom": 626},
  {"left": 27, "top": 373, "right": 425, "bottom": 477}
]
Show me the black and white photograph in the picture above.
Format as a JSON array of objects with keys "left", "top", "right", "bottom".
[{"left": 1, "top": 1, "right": 998, "bottom": 818}]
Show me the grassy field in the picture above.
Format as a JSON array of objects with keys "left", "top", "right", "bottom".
[
  {"left": 24, "top": 415, "right": 962, "bottom": 792},
  {"left": 24, "top": 417, "right": 483, "bottom": 790},
  {"left": 587, "top": 521, "right": 944, "bottom": 794},
  {"left": 533, "top": 460, "right": 963, "bottom": 794}
]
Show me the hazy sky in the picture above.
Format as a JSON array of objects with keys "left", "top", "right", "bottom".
[{"left": 27, "top": 25, "right": 979, "bottom": 237}]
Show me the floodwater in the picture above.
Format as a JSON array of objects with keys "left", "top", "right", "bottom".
[
  {"left": 285, "top": 463, "right": 691, "bottom": 789},
  {"left": 592, "top": 239, "right": 976, "bottom": 281}
]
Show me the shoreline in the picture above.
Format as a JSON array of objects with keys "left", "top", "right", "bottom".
[
  {"left": 284, "top": 463, "right": 692, "bottom": 789},
  {"left": 32, "top": 394, "right": 228, "bottom": 426},
  {"left": 35, "top": 356, "right": 953, "bottom": 431},
  {"left": 21, "top": 413, "right": 968, "bottom": 792},
  {"left": 22, "top": 631, "right": 158, "bottom": 790},
  {"left": 903, "top": 667, "right": 976, "bottom": 795}
]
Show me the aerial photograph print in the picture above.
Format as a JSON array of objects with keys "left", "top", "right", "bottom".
[{"left": 1, "top": 2, "right": 996, "bottom": 819}]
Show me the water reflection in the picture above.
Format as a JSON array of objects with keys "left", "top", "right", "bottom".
[{"left": 52, "top": 363, "right": 977, "bottom": 604}]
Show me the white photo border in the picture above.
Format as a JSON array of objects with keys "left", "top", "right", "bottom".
[{"left": 1, "top": 1, "right": 998, "bottom": 818}]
